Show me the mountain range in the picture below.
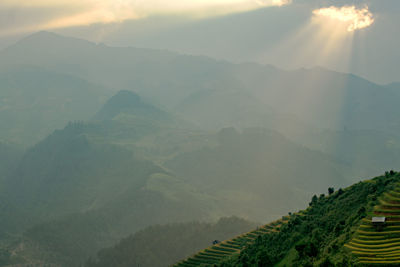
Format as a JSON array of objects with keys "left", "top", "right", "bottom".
[{"left": 1, "top": 31, "right": 400, "bottom": 266}]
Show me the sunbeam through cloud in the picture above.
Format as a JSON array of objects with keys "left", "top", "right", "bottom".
[{"left": 313, "top": 5, "right": 374, "bottom": 32}]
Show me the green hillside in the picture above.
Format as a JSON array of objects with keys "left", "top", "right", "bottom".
[
  {"left": 346, "top": 179, "right": 400, "bottom": 265},
  {"left": 0, "top": 123, "right": 210, "bottom": 266},
  {"left": 170, "top": 172, "right": 400, "bottom": 266},
  {"left": 85, "top": 217, "right": 257, "bottom": 267},
  {"left": 174, "top": 217, "right": 290, "bottom": 267},
  {"left": 0, "top": 90, "right": 220, "bottom": 266},
  {"left": 1, "top": 86, "right": 399, "bottom": 267},
  {"left": 0, "top": 91, "right": 368, "bottom": 266}
]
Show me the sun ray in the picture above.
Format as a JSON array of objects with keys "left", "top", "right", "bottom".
[
  {"left": 0, "top": 0, "right": 292, "bottom": 36},
  {"left": 254, "top": 5, "right": 375, "bottom": 142}
]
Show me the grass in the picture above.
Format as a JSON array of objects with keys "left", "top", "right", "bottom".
[
  {"left": 172, "top": 217, "right": 290, "bottom": 266},
  {"left": 349, "top": 241, "right": 400, "bottom": 249},
  {"left": 347, "top": 184, "right": 400, "bottom": 265}
]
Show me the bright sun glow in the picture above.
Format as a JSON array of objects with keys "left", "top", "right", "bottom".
[
  {"left": 271, "top": 0, "right": 292, "bottom": 7},
  {"left": 0, "top": 0, "right": 291, "bottom": 35},
  {"left": 312, "top": 5, "right": 374, "bottom": 32},
  {"left": 259, "top": 5, "right": 363, "bottom": 122}
]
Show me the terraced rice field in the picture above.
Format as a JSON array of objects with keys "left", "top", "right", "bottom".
[
  {"left": 346, "top": 186, "right": 400, "bottom": 265},
  {"left": 173, "top": 216, "right": 290, "bottom": 267}
]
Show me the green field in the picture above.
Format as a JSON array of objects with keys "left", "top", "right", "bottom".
[
  {"left": 173, "top": 218, "right": 289, "bottom": 267},
  {"left": 346, "top": 186, "right": 400, "bottom": 265}
]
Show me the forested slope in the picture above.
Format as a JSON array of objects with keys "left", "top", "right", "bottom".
[
  {"left": 85, "top": 217, "right": 256, "bottom": 267},
  {"left": 171, "top": 172, "right": 400, "bottom": 266}
]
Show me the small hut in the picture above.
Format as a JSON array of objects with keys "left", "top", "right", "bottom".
[{"left": 372, "top": 217, "right": 386, "bottom": 231}]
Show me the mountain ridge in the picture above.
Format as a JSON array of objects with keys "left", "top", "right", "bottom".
[{"left": 2, "top": 31, "right": 400, "bottom": 138}]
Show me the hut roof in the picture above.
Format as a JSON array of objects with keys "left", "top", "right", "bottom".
[{"left": 372, "top": 217, "right": 386, "bottom": 223}]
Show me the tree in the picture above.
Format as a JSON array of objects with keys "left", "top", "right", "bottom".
[
  {"left": 320, "top": 257, "right": 334, "bottom": 267},
  {"left": 309, "top": 195, "right": 318, "bottom": 206},
  {"left": 257, "top": 251, "right": 273, "bottom": 266},
  {"left": 295, "top": 241, "right": 307, "bottom": 257},
  {"left": 337, "top": 188, "right": 344, "bottom": 196},
  {"left": 328, "top": 187, "right": 334, "bottom": 195}
]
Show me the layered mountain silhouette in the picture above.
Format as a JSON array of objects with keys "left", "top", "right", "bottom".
[
  {"left": 1, "top": 32, "right": 400, "bottom": 152},
  {"left": 1, "top": 32, "right": 400, "bottom": 266},
  {"left": 0, "top": 65, "right": 110, "bottom": 145}
]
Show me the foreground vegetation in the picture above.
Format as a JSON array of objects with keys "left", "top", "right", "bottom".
[
  {"left": 346, "top": 178, "right": 400, "bottom": 265},
  {"left": 171, "top": 172, "right": 400, "bottom": 266},
  {"left": 85, "top": 217, "right": 256, "bottom": 267},
  {"left": 173, "top": 217, "right": 289, "bottom": 267}
]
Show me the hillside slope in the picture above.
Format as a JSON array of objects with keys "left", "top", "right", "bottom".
[
  {"left": 171, "top": 172, "right": 400, "bottom": 266},
  {"left": 346, "top": 184, "right": 400, "bottom": 265},
  {"left": 174, "top": 217, "right": 290, "bottom": 267},
  {"left": 0, "top": 90, "right": 217, "bottom": 266},
  {"left": 166, "top": 127, "right": 355, "bottom": 222},
  {"left": 0, "top": 122, "right": 209, "bottom": 266},
  {"left": 85, "top": 217, "right": 257, "bottom": 267}
]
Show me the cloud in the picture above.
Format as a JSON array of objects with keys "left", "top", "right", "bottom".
[
  {"left": 312, "top": 5, "right": 374, "bottom": 32},
  {"left": 0, "top": 0, "right": 291, "bottom": 36},
  {"left": 256, "top": 0, "right": 291, "bottom": 6},
  {"left": 272, "top": 0, "right": 292, "bottom": 7}
]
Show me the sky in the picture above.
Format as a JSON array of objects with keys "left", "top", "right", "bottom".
[
  {"left": 0, "top": 0, "right": 291, "bottom": 35},
  {"left": 0, "top": 0, "right": 399, "bottom": 84}
]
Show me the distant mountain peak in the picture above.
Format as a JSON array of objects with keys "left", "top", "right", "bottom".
[
  {"left": 93, "top": 90, "right": 166, "bottom": 121},
  {"left": 103, "top": 90, "right": 142, "bottom": 109},
  {"left": 5, "top": 31, "right": 95, "bottom": 52}
]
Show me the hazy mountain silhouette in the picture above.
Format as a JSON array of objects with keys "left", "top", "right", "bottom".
[
  {"left": 1, "top": 121, "right": 209, "bottom": 266},
  {"left": 1, "top": 31, "right": 400, "bottom": 266},
  {"left": 166, "top": 127, "right": 356, "bottom": 221},
  {"left": 93, "top": 90, "right": 169, "bottom": 122},
  {"left": 0, "top": 65, "right": 111, "bottom": 145},
  {"left": 2, "top": 32, "right": 400, "bottom": 136}
]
